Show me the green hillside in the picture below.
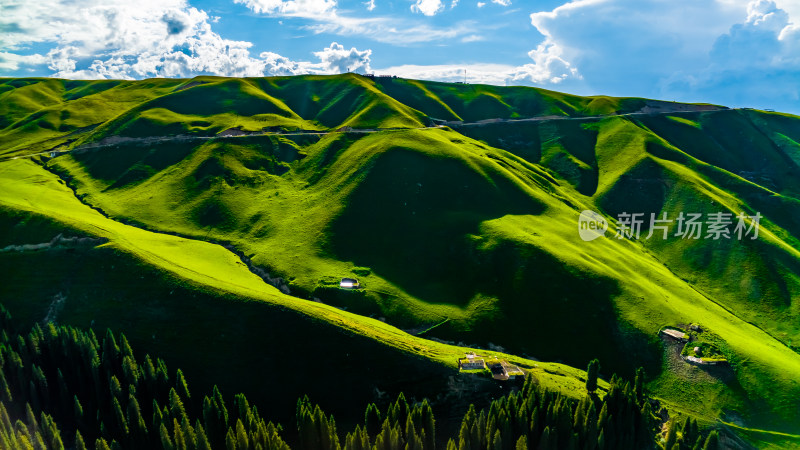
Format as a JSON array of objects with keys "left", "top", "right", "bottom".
[{"left": 1, "top": 74, "right": 800, "bottom": 446}]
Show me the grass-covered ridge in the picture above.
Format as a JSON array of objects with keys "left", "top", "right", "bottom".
[{"left": 2, "top": 74, "right": 800, "bottom": 443}]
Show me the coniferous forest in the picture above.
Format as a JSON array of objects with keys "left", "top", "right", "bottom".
[{"left": 0, "top": 304, "right": 720, "bottom": 450}]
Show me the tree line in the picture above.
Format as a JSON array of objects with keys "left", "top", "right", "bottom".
[{"left": 0, "top": 305, "right": 718, "bottom": 449}]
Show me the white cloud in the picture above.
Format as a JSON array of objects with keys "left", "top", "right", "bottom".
[
  {"left": 526, "top": 0, "right": 752, "bottom": 92},
  {"left": 461, "top": 34, "right": 484, "bottom": 42},
  {"left": 305, "top": 16, "right": 477, "bottom": 44},
  {"left": 411, "top": 0, "right": 444, "bottom": 16},
  {"left": 377, "top": 0, "right": 799, "bottom": 107},
  {"left": 522, "top": 0, "right": 800, "bottom": 109},
  {"left": 376, "top": 61, "right": 577, "bottom": 86},
  {"left": 492, "top": 0, "right": 511, "bottom": 5},
  {"left": 233, "top": 0, "right": 476, "bottom": 44},
  {"left": 451, "top": 0, "right": 459, "bottom": 8},
  {"left": 0, "top": 0, "right": 372, "bottom": 79},
  {"left": 378, "top": 63, "right": 514, "bottom": 84},
  {"left": 312, "top": 42, "right": 372, "bottom": 73},
  {"left": 477, "top": 2, "right": 485, "bottom": 7},
  {"left": 0, "top": 52, "right": 46, "bottom": 71},
  {"left": 511, "top": 40, "right": 579, "bottom": 84},
  {"left": 231, "top": 0, "right": 336, "bottom": 18},
  {"left": 661, "top": 0, "right": 800, "bottom": 106}
]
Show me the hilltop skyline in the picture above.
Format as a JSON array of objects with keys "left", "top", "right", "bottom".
[{"left": 1, "top": 0, "right": 799, "bottom": 112}]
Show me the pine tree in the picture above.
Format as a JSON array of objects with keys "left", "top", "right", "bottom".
[
  {"left": 226, "top": 427, "right": 237, "bottom": 450},
  {"left": 176, "top": 369, "right": 191, "bottom": 401},
  {"left": 169, "top": 388, "right": 188, "bottom": 422},
  {"left": 538, "top": 426, "right": 552, "bottom": 450},
  {"left": 173, "top": 418, "right": 187, "bottom": 450},
  {"left": 236, "top": 419, "right": 249, "bottom": 450},
  {"left": 112, "top": 397, "right": 129, "bottom": 436},
  {"left": 76, "top": 431, "right": 87, "bottom": 450},
  {"left": 420, "top": 399, "right": 435, "bottom": 450},
  {"left": 204, "top": 387, "right": 229, "bottom": 449},
  {"left": 40, "top": 412, "right": 64, "bottom": 450},
  {"left": 492, "top": 430, "right": 502, "bottom": 450},
  {"left": 664, "top": 420, "right": 677, "bottom": 450},
  {"left": 586, "top": 360, "right": 600, "bottom": 394},
  {"left": 74, "top": 395, "right": 84, "bottom": 427},
  {"left": 365, "top": 403, "right": 381, "bottom": 440},
  {"left": 516, "top": 435, "right": 528, "bottom": 450},
  {"left": 634, "top": 368, "right": 645, "bottom": 405},
  {"left": 95, "top": 438, "right": 111, "bottom": 450},
  {"left": 102, "top": 329, "right": 120, "bottom": 373},
  {"left": 196, "top": 423, "right": 213, "bottom": 450},
  {"left": 128, "top": 394, "right": 148, "bottom": 446},
  {"left": 161, "top": 423, "right": 175, "bottom": 450},
  {"left": 701, "top": 431, "right": 718, "bottom": 450},
  {"left": 181, "top": 416, "right": 197, "bottom": 450}
]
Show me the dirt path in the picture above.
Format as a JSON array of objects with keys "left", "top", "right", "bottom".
[{"left": 0, "top": 106, "right": 735, "bottom": 163}]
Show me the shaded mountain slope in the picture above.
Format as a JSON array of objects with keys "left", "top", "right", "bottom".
[{"left": 0, "top": 158, "right": 598, "bottom": 436}]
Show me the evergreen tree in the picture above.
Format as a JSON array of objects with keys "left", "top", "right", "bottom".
[
  {"left": 586, "top": 360, "right": 600, "bottom": 394},
  {"left": 75, "top": 431, "right": 87, "bottom": 450},
  {"left": 634, "top": 368, "right": 645, "bottom": 405},
  {"left": 196, "top": 423, "right": 213, "bottom": 450},
  {"left": 701, "top": 431, "right": 718, "bottom": 450},
  {"left": 538, "top": 426, "right": 552, "bottom": 450},
  {"left": 492, "top": 430, "right": 502, "bottom": 450},
  {"left": 176, "top": 369, "right": 191, "bottom": 401},
  {"left": 236, "top": 418, "right": 249, "bottom": 450},
  {"left": 161, "top": 423, "right": 175, "bottom": 450},
  {"left": 664, "top": 420, "right": 678, "bottom": 450},
  {"left": 365, "top": 403, "right": 381, "bottom": 439}
]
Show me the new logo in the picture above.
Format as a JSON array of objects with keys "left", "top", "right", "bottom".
[{"left": 578, "top": 210, "right": 608, "bottom": 241}]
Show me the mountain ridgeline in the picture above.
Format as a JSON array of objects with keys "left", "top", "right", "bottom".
[{"left": 1, "top": 74, "right": 799, "bottom": 443}]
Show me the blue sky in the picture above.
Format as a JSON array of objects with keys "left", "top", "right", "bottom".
[{"left": 1, "top": 0, "right": 799, "bottom": 113}]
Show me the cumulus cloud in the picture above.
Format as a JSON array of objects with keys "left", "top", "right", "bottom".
[
  {"left": 377, "top": 0, "right": 799, "bottom": 108},
  {"left": 0, "top": 0, "right": 372, "bottom": 79},
  {"left": 710, "top": 0, "right": 797, "bottom": 68},
  {"left": 526, "top": 0, "right": 752, "bottom": 92},
  {"left": 509, "top": 40, "right": 579, "bottom": 84},
  {"left": 492, "top": 0, "right": 511, "bottom": 5},
  {"left": 411, "top": 0, "right": 445, "bottom": 16},
  {"left": 519, "top": 0, "right": 800, "bottom": 109},
  {"left": 0, "top": 52, "right": 47, "bottom": 71},
  {"left": 661, "top": 0, "right": 800, "bottom": 106},
  {"left": 313, "top": 42, "right": 372, "bottom": 73}
]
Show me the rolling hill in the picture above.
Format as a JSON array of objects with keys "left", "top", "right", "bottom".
[{"left": 1, "top": 73, "right": 799, "bottom": 447}]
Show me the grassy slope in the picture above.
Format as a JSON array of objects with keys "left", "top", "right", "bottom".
[
  {"left": 0, "top": 157, "right": 597, "bottom": 428},
  {"left": 2, "top": 75, "right": 800, "bottom": 438},
  {"left": 49, "top": 123, "right": 800, "bottom": 432}
]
